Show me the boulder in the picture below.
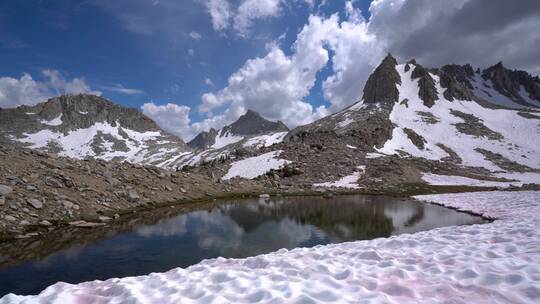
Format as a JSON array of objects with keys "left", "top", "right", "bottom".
[
  {"left": 61, "top": 200, "right": 80, "bottom": 210},
  {"left": 0, "top": 185, "right": 13, "bottom": 196},
  {"left": 27, "top": 198, "right": 44, "bottom": 209},
  {"left": 127, "top": 190, "right": 140, "bottom": 202},
  {"left": 45, "top": 177, "right": 64, "bottom": 188},
  {"left": 39, "top": 220, "right": 53, "bottom": 227}
]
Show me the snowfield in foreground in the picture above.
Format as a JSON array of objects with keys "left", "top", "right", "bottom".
[{"left": 2, "top": 191, "right": 539, "bottom": 304}]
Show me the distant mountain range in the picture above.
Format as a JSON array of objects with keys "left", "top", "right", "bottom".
[
  {"left": 1, "top": 55, "right": 539, "bottom": 190},
  {"left": 0, "top": 94, "right": 290, "bottom": 168}
]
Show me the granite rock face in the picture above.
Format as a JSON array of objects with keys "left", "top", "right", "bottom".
[
  {"left": 362, "top": 53, "right": 401, "bottom": 104},
  {"left": 188, "top": 128, "right": 219, "bottom": 150},
  {"left": 438, "top": 64, "right": 476, "bottom": 101},
  {"left": 411, "top": 64, "right": 438, "bottom": 107}
]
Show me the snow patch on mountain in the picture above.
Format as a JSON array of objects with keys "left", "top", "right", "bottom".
[
  {"left": 39, "top": 114, "right": 63, "bottom": 126},
  {"left": 337, "top": 117, "right": 355, "bottom": 128},
  {"left": 17, "top": 122, "right": 170, "bottom": 162},
  {"left": 314, "top": 166, "right": 365, "bottom": 189},
  {"left": 421, "top": 173, "right": 518, "bottom": 188},
  {"left": 242, "top": 132, "right": 287, "bottom": 148},
  {"left": 211, "top": 130, "right": 244, "bottom": 149},
  {"left": 222, "top": 151, "right": 290, "bottom": 180},
  {"left": 366, "top": 152, "right": 385, "bottom": 159}
]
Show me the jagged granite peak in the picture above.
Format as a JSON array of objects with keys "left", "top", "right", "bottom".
[
  {"left": 188, "top": 110, "right": 289, "bottom": 150},
  {"left": 438, "top": 64, "right": 476, "bottom": 101},
  {"left": 410, "top": 63, "right": 439, "bottom": 107},
  {"left": 362, "top": 53, "right": 401, "bottom": 104},
  {"left": 481, "top": 62, "right": 540, "bottom": 107},
  {"left": 187, "top": 128, "right": 219, "bottom": 149}
]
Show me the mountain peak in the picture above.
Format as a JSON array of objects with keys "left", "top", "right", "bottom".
[
  {"left": 382, "top": 53, "right": 397, "bottom": 65},
  {"left": 362, "top": 54, "right": 401, "bottom": 104},
  {"left": 188, "top": 109, "right": 289, "bottom": 150},
  {"left": 0, "top": 94, "right": 189, "bottom": 163},
  {"left": 243, "top": 109, "right": 260, "bottom": 117},
  {"left": 228, "top": 109, "right": 288, "bottom": 136},
  {"left": 481, "top": 62, "right": 540, "bottom": 107},
  {"left": 27, "top": 94, "right": 162, "bottom": 133},
  {"left": 494, "top": 61, "right": 505, "bottom": 69}
]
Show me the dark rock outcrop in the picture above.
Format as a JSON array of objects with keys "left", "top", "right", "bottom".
[
  {"left": 439, "top": 64, "right": 475, "bottom": 101},
  {"left": 410, "top": 64, "right": 438, "bottom": 107},
  {"left": 362, "top": 54, "right": 401, "bottom": 104},
  {"left": 187, "top": 128, "right": 219, "bottom": 149},
  {"left": 482, "top": 62, "right": 540, "bottom": 107}
]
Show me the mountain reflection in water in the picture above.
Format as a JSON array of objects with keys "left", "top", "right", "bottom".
[{"left": 0, "top": 195, "right": 485, "bottom": 297}]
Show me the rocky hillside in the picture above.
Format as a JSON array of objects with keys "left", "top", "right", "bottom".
[
  {"left": 0, "top": 145, "right": 271, "bottom": 240},
  {"left": 0, "top": 95, "right": 190, "bottom": 165},
  {"left": 197, "top": 54, "right": 540, "bottom": 192}
]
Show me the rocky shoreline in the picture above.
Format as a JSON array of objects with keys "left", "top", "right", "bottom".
[
  {"left": 2, "top": 142, "right": 539, "bottom": 244},
  {"left": 0, "top": 145, "right": 279, "bottom": 241}
]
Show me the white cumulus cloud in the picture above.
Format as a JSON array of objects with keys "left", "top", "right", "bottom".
[
  {"left": 142, "top": 102, "right": 230, "bottom": 141},
  {"left": 198, "top": 2, "right": 382, "bottom": 129},
  {"left": 0, "top": 70, "right": 101, "bottom": 108}
]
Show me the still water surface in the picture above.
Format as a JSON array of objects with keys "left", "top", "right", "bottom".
[{"left": 0, "top": 195, "right": 485, "bottom": 296}]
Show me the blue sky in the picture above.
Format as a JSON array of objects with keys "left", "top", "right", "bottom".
[
  {"left": 0, "top": 1, "right": 369, "bottom": 119},
  {"left": 1, "top": 0, "right": 539, "bottom": 140}
]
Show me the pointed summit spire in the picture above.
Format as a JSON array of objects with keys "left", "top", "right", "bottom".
[
  {"left": 362, "top": 53, "right": 401, "bottom": 104},
  {"left": 381, "top": 53, "right": 398, "bottom": 65}
]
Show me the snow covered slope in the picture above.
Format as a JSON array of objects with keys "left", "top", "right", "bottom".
[
  {"left": 272, "top": 55, "right": 540, "bottom": 189},
  {"left": 378, "top": 63, "right": 540, "bottom": 171},
  {"left": 372, "top": 60, "right": 540, "bottom": 187},
  {"left": 3, "top": 190, "right": 539, "bottom": 303}
]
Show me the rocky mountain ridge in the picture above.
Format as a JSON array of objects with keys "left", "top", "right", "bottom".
[
  {"left": 1, "top": 56, "right": 539, "bottom": 183},
  {"left": 189, "top": 54, "right": 540, "bottom": 192},
  {"left": 0, "top": 95, "right": 190, "bottom": 165}
]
